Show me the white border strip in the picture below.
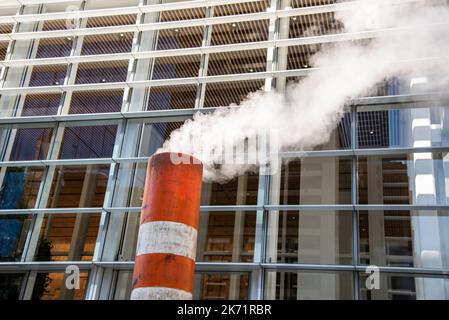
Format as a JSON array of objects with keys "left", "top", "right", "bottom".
[
  {"left": 131, "top": 287, "right": 192, "bottom": 300},
  {"left": 136, "top": 221, "right": 197, "bottom": 260}
]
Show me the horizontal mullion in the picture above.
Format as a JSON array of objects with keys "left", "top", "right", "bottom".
[
  {"left": 0, "top": 207, "right": 103, "bottom": 215},
  {"left": 262, "top": 263, "right": 449, "bottom": 276},
  {"left": 0, "top": 261, "right": 448, "bottom": 277},
  {"left": 0, "top": 261, "right": 94, "bottom": 272},
  {"left": 0, "top": 158, "right": 114, "bottom": 167},
  {"left": 354, "top": 146, "right": 449, "bottom": 156},
  {"left": 0, "top": 0, "right": 264, "bottom": 24},
  {"left": 355, "top": 204, "right": 449, "bottom": 211},
  {"left": 264, "top": 205, "right": 354, "bottom": 211},
  {"left": 1, "top": 204, "right": 448, "bottom": 215}
]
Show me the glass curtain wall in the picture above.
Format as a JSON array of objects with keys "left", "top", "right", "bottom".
[{"left": 0, "top": 0, "right": 448, "bottom": 300}]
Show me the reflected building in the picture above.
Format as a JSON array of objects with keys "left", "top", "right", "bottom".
[{"left": 0, "top": 0, "right": 448, "bottom": 300}]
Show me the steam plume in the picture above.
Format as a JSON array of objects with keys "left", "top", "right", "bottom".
[{"left": 160, "top": 0, "right": 449, "bottom": 181}]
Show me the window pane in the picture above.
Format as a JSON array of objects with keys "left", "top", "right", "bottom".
[
  {"left": 0, "top": 167, "right": 44, "bottom": 209},
  {"left": 266, "top": 210, "right": 353, "bottom": 265},
  {"left": 33, "top": 213, "right": 100, "bottom": 261},
  {"left": 207, "top": 50, "right": 267, "bottom": 76},
  {"left": 47, "top": 165, "right": 110, "bottom": 208},
  {"left": 203, "top": 80, "right": 264, "bottom": 108},
  {"left": 197, "top": 211, "right": 256, "bottom": 263},
  {"left": 9, "top": 127, "right": 54, "bottom": 161},
  {"left": 31, "top": 271, "right": 89, "bottom": 300},
  {"left": 20, "top": 93, "right": 61, "bottom": 116},
  {"left": 113, "top": 270, "right": 133, "bottom": 300},
  {"left": 0, "top": 273, "right": 24, "bottom": 300},
  {"left": 358, "top": 153, "right": 449, "bottom": 205},
  {"left": 213, "top": 0, "right": 270, "bottom": 17},
  {"left": 271, "top": 157, "right": 352, "bottom": 205},
  {"left": 69, "top": 90, "right": 123, "bottom": 114},
  {"left": 193, "top": 273, "right": 250, "bottom": 300},
  {"left": 81, "top": 33, "right": 133, "bottom": 55},
  {"left": 147, "top": 85, "right": 198, "bottom": 110},
  {"left": 0, "top": 214, "right": 32, "bottom": 261},
  {"left": 358, "top": 106, "right": 449, "bottom": 149},
  {"left": 29, "top": 64, "right": 67, "bottom": 87},
  {"left": 139, "top": 122, "right": 183, "bottom": 157},
  {"left": 156, "top": 27, "right": 204, "bottom": 50},
  {"left": 86, "top": 14, "right": 136, "bottom": 28},
  {"left": 264, "top": 271, "right": 354, "bottom": 300},
  {"left": 75, "top": 61, "right": 128, "bottom": 84},
  {"left": 59, "top": 125, "right": 117, "bottom": 159},
  {"left": 287, "top": 12, "right": 343, "bottom": 39},
  {"left": 201, "top": 173, "right": 259, "bottom": 206},
  {"left": 211, "top": 20, "right": 268, "bottom": 46},
  {"left": 36, "top": 38, "right": 72, "bottom": 59},
  {"left": 360, "top": 273, "right": 449, "bottom": 300},
  {"left": 360, "top": 210, "right": 449, "bottom": 269},
  {"left": 151, "top": 55, "right": 201, "bottom": 79}
]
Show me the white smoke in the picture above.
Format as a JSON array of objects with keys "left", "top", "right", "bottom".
[{"left": 160, "top": 0, "right": 449, "bottom": 182}]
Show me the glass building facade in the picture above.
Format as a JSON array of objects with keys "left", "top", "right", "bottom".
[{"left": 0, "top": 0, "right": 449, "bottom": 300}]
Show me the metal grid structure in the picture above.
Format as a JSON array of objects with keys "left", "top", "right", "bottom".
[{"left": 0, "top": 0, "right": 449, "bottom": 300}]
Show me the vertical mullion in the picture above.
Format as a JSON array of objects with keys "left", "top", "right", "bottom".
[
  {"left": 351, "top": 104, "right": 360, "bottom": 300},
  {"left": 250, "top": 0, "right": 279, "bottom": 300},
  {"left": 195, "top": 5, "right": 213, "bottom": 109}
]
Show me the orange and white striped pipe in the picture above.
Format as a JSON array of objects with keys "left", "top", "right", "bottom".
[{"left": 131, "top": 152, "right": 203, "bottom": 300}]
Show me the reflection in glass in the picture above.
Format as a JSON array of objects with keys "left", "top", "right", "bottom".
[
  {"left": 266, "top": 211, "right": 352, "bottom": 265},
  {"left": 358, "top": 106, "right": 449, "bottom": 149},
  {"left": 47, "top": 165, "right": 109, "bottom": 208},
  {"left": 0, "top": 167, "right": 43, "bottom": 209},
  {"left": 272, "top": 157, "right": 351, "bottom": 205},
  {"left": 34, "top": 213, "right": 100, "bottom": 261},
  {"left": 31, "top": 271, "right": 89, "bottom": 300},
  {"left": 359, "top": 210, "right": 449, "bottom": 270},
  {"left": 358, "top": 153, "right": 449, "bottom": 205},
  {"left": 0, "top": 215, "right": 31, "bottom": 261},
  {"left": 264, "top": 271, "right": 353, "bottom": 300},
  {"left": 360, "top": 273, "right": 449, "bottom": 300},
  {"left": 193, "top": 273, "right": 249, "bottom": 300},
  {"left": 197, "top": 211, "right": 256, "bottom": 263},
  {"left": 201, "top": 173, "right": 259, "bottom": 206},
  {"left": 139, "top": 122, "right": 183, "bottom": 157},
  {"left": 203, "top": 80, "right": 264, "bottom": 108},
  {"left": 0, "top": 274, "right": 24, "bottom": 300},
  {"left": 81, "top": 33, "right": 133, "bottom": 55}
]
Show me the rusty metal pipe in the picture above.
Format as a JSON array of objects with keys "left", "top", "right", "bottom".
[{"left": 131, "top": 152, "right": 203, "bottom": 300}]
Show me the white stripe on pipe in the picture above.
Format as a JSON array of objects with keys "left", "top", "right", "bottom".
[
  {"left": 136, "top": 220, "right": 197, "bottom": 260},
  {"left": 131, "top": 287, "right": 192, "bottom": 300}
]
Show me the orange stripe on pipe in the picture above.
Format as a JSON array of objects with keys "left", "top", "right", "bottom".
[
  {"left": 133, "top": 253, "right": 195, "bottom": 293},
  {"left": 140, "top": 152, "right": 203, "bottom": 229}
]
